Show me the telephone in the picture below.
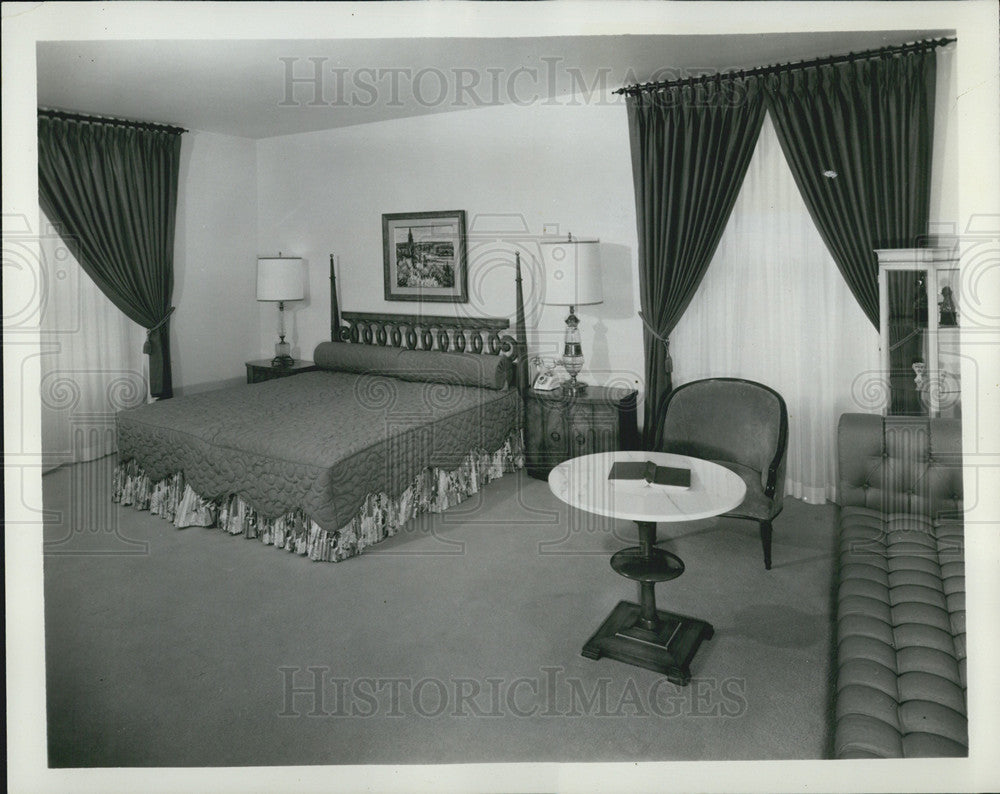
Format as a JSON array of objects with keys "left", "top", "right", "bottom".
[{"left": 532, "top": 372, "right": 561, "bottom": 391}]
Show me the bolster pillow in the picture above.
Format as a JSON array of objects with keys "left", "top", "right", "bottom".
[
  {"left": 395, "top": 349, "right": 512, "bottom": 390},
  {"left": 313, "top": 342, "right": 404, "bottom": 374},
  {"left": 313, "top": 342, "right": 511, "bottom": 389}
]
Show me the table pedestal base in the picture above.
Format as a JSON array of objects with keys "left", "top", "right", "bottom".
[
  {"left": 581, "top": 600, "right": 714, "bottom": 685},
  {"left": 582, "top": 521, "right": 713, "bottom": 685}
]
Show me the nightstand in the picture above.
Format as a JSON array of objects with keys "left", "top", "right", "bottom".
[
  {"left": 525, "top": 385, "right": 640, "bottom": 480},
  {"left": 245, "top": 359, "right": 320, "bottom": 384}
]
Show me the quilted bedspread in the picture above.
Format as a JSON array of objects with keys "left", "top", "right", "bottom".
[{"left": 116, "top": 370, "right": 521, "bottom": 533}]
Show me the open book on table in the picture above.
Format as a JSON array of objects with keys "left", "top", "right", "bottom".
[{"left": 608, "top": 460, "right": 691, "bottom": 488}]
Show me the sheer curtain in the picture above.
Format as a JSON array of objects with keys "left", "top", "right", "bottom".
[
  {"left": 40, "top": 210, "right": 147, "bottom": 472},
  {"left": 670, "top": 115, "right": 880, "bottom": 503}
]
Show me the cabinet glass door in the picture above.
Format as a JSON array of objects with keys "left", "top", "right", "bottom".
[
  {"left": 936, "top": 267, "right": 962, "bottom": 417},
  {"left": 886, "top": 269, "right": 927, "bottom": 415},
  {"left": 877, "top": 249, "right": 961, "bottom": 418}
]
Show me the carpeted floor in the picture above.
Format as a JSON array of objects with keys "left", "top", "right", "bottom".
[{"left": 43, "top": 456, "right": 840, "bottom": 767}]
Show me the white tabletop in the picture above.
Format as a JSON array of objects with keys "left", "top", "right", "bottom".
[{"left": 548, "top": 450, "right": 747, "bottom": 523}]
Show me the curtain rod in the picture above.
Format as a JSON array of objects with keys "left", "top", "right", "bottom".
[
  {"left": 38, "top": 107, "right": 187, "bottom": 134},
  {"left": 614, "top": 36, "right": 956, "bottom": 96}
]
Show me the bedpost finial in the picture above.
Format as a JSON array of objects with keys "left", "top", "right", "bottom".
[
  {"left": 330, "top": 253, "right": 341, "bottom": 341},
  {"left": 513, "top": 249, "right": 528, "bottom": 393}
]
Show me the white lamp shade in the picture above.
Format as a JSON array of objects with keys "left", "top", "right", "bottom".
[
  {"left": 541, "top": 238, "right": 603, "bottom": 306},
  {"left": 256, "top": 257, "right": 304, "bottom": 301}
]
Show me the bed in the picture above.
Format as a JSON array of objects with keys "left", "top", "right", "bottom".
[{"left": 113, "top": 255, "right": 529, "bottom": 562}]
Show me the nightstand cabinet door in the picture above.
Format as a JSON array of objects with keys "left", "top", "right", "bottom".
[
  {"left": 245, "top": 360, "right": 319, "bottom": 384},
  {"left": 587, "top": 403, "right": 623, "bottom": 456},
  {"left": 248, "top": 366, "right": 281, "bottom": 384},
  {"left": 526, "top": 398, "right": 564, "bottom": 474},
  {"left": 543, "top": 403, "right": 566, "bottom": 456},
  {"left": 568, "top": 411, "right": 597, "bottom": 457},
  {"left": 525, "top": 386, "right": 639, "bottom": 480}
]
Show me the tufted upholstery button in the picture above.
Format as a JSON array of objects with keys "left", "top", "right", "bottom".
[{"left": 863, "top": 482, "right": 870, "bottom": 489}]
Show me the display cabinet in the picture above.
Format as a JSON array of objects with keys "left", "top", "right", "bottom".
[{"left": 876, "top": 248, "right": 961, "bottom": 418}]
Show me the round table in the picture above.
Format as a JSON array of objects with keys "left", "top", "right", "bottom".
[{"left": 549, "top": 450, "right": 746, "bottom": 684}]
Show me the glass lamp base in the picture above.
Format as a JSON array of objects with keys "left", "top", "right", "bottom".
[
  {"left": 562, "top": 307, "right": 587, "bottom": 391},
  {"left": 272, "top": 340, "right": 294, "bottom": 368},
  {"left": 562, "top": 351, "right": 586, "bottom": 392}
]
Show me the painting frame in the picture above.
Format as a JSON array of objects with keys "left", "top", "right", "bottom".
[{"left": 382, "top": 210, "right": 469, "bottom": 303}]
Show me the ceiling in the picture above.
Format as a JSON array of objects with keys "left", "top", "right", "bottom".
[{"left": 37, "top": 31, "right": 950, "bottom": 139}]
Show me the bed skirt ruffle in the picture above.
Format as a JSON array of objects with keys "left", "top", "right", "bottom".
[{"left": 112, "top": 429, "right": 524, "bottom": 562}]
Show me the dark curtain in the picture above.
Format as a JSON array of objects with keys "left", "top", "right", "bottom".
[
  {"left": 627, "top": 78, "right": 767, "bottom": 438},
  {"left": 38, "top": 114, "right": 183, "bottom": 399},
  {"left": 763, "top": 49, "right": 937, "bottom": 327}
]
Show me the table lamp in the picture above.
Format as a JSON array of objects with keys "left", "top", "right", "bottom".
[
  {"left": 257, "top": 255, "right": 304, "bottom": 367},
  {"left": 540, "top": 235, "right": 603, "bottom": 392}
]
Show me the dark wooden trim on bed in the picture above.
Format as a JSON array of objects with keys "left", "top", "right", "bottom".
[
  {"left": 328, "top": 252, "right": 530, "bottom": 393},
  {"left": 513, "top": 250, "right": 528, "bottom": 393},
  {"left": 329, "top": 253, "right": 341, "bottom": 336},
  {"left": 341, "top": 311, "right": 509, "bottom": 331}
]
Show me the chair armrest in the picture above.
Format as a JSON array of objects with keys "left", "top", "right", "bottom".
[{"left": 764, "top": 448, "right": 787, "bottom": 501}]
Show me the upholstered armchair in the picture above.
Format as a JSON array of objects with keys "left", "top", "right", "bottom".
[{"left": 650, "top": 378, "right": 789, "bottom": 569}]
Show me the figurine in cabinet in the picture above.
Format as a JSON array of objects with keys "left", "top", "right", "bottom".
[
  {"left": 939, "top": 285, "right": 958, "bottom": 326},
  {"left": 913, "top": 274, "right": 928, "bottom": 324}
]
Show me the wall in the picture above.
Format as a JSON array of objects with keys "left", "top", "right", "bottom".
[
  {"left": 929, "top": 44, "right": 959, "bottom": 231},
  {"left": 256, "top": 99, "right": 646, "bottom": 395},
  {"left": 171, "top": 130, "right": 259, "bottom": 394}
]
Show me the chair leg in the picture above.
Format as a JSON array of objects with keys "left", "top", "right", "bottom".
[{"left": 759, "top": 520, "right": 773, "bottom": 570}]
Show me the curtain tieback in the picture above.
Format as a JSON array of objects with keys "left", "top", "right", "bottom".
[
  {"left": 143, "top": 306, "right": 175, "bottom": 354},
  {"left": 638, "top": 311, "right": 672, "bottom": 373}
]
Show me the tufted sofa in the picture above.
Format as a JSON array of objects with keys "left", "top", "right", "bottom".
[{"left": 834, "top": 413, "right": 966, "bottom": 758}]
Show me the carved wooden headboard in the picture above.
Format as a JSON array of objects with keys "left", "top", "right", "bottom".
[{"left": 328, "top": 253, "right": 529, "bottom": 392}]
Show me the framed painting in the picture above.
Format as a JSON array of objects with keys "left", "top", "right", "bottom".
[{"left": 382, "top": 210, "right": 468, "bottom": 303}]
